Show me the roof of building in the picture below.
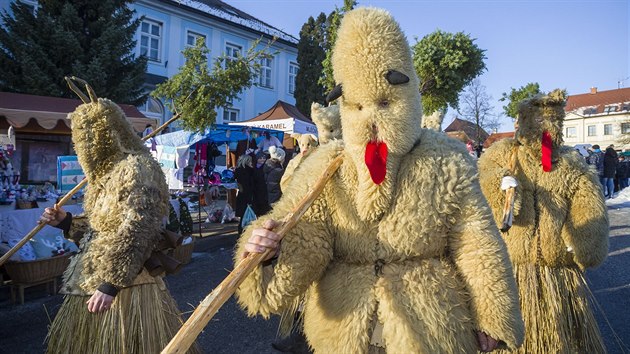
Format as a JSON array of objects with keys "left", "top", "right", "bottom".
[
  {"left": 168, "top": 0, "right": 298, "bottom": 44},
  {"left": 445, "top": 131, "right": 470, "bottom": 143},
  {"left": 443, "top": 117, "right": 489, "bottom": 142},
  {"left": 245, "top": 100, "right": 311, "bottom": 123},
  {"left": 483, "top": 131, "right": 515, "bottom": 148},
  {"left": 565, "top": 87, "right": 630, "bottom": 114},
  {"left": 0, "top": 91, "right": 156, "bottom": 133}
]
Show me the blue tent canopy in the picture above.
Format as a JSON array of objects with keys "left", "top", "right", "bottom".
[{"left": 153, "top": 124, "right": 284, "bottom": 148}]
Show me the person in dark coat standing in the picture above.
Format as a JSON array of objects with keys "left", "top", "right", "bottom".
[
  {"left": 253, "top": 151, "right": 271, "bottom": 216},
  {"left": 234, "top": 154, "right": 254, "bottom": 234},
  {"left": 264, "top": 146, "right": 286, "bottom": 205},
  {"left": 616, "top": 155, "right": 629, "bottom": 191},
  {"left": 603, "top": 146, "right": 618, "bottom": 198}
]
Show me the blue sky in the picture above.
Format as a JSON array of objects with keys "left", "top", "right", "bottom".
[{"left": 229, "top": 0, "right": 629, "bottom": 132}]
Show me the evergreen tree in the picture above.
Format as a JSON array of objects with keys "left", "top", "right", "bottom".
[
  {"left": 294, "top": 13, "right": 327, "bottom": 116},
  {"left": 0, "top": 0, "right": 147, "bottom": 105},
  {"left": 319, "top": 0, "right": 356, "bottom": 92}
]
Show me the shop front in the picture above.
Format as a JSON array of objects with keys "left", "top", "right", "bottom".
[{"left": 0, "top": 91, "right": 157, "bottom": 186}]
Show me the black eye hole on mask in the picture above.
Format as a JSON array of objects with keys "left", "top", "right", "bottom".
[
  {"left": 326, "top": 84, "right": 343, "bottom": 104},
  {"left": 385, "top": 70, "right": 409, "bottom": 85}
]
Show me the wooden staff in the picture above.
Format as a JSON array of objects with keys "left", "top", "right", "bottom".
[
  {"left": 161, "top": 154, "right": 344, "bottom": 354},
  {"left": 499, "top": 144, "right": 519, "bottom": 232},
  {"left": 0, "top": 79, "right": 182, "bottom": 267}
]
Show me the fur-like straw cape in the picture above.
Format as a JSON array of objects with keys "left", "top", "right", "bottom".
[{"left": 236, "top": 7, "right": 524, "bottom": 353}]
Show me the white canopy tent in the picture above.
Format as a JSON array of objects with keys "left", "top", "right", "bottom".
[
  {"left": 228, "top": 101, "right": 318, "bottom": 141},
  {"left": 229, "top": 117, "right": 317, "bottom": 136}
]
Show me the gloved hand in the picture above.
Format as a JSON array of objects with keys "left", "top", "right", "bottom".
[{"left": 500, "top": 176, "right": 518, "bottom": 190}]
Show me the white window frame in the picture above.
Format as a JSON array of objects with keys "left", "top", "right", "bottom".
[
  {"left": 583, "top": 107, "right": 597, "bottom": 115},
  {"left": 140, "top": 19, "right": 162, "bottom": 62},
  {"left": 258, "top": 57, "right": 273, "bottom": 89},
  {"left": 186, "top": 30, "right": 205, "bottom": 48},
  {"left": 604, "top": 124, "right": 613, "bottom": 136},
  {"left": 223, "top": 108, "right": 240, "bottom": 122},
  {"left": 604, "top": 105, "right": 618, "bottom": 114},
  {"left": 288, "top": 62, "right": 298, "bottom": 94},
  {"left": 138, "top": 96, "right": 164, "bottom": 120},
  {"left": 565, "top": 127, "right": 577, "bottom": 138},
  {"left": 587, "top": 125, "right": 596, "bottom": 136},
  {"left": 622, "top": 123, "right": 630, "bottom": 134},
  {"left": 225, "top": 42, "right": 242, "bottom": 67}
]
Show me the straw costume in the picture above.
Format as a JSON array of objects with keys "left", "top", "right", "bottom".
[
  {"left": 281, "top": 103, "right": 341, "bottom": 191},
  {"left": 309, "top": 102, "right": 342, "bottom": 145},
  {"left": 46, "top": 92, "right": 198, "bottom": 353},
  {"left": 235, "top": 8, "right": 524, "bottom": 353},
  {"left": 478, "top": 90, "right": 608, "bottom": 353}
]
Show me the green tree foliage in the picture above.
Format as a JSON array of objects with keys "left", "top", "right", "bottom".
[
  {"left": 412, "top": 30, "right": 486, "bottom": 115},
  {"left": 294, "top": 13, "right": 327, "bottom": 116},
  {"left": 0, "top": 0, "right": 147, "bottom": 105},
  {"left": 152, "top": 38, "right": 271, "bottom": 133},
  {"left": 319, "top": 0, "right": 356, "bottom": 92},
  {"left": 500, "top": 82, "right": 542, "bottom": 119}
]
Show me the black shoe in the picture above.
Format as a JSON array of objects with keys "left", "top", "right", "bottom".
[{"left": 271, "top": 330, "right": 311, "bottom": 354}]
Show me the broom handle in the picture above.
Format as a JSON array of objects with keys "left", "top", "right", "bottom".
[
  {"left": 161, "top": 155, "right": 344, "bottom": 354},
  {"left": 499, "top": 144, "right": 519, "bottom": 232},
  {"left": 0, "top": 113, "right": 181, "bottom": 267}
]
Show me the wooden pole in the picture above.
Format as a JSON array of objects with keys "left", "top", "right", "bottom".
[
  {"left": 499, "top": 144, "right": 519, "bottom": 232},
  {"left": 0, "top": 111, "right": 181, "bottom": 267},
  {"left": 161, "top": 154, "right": 344, "bottom": 354}
]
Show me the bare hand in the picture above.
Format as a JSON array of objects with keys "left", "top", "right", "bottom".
[
  {"left": 477, "top": 331, "right": 499, "bottom": 352},
  {"left": 38, "top": 204, "right": 67, "bottom": 226},
  {"left": 243, "top": 219, "right": 282, "bottom": 261},
  {"left": 86, "top": 290, "right": 114, "bottom": 313}
]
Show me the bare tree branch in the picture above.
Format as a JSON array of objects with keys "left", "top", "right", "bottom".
[{"left": 457, "top": 78, "right": 500, "bottom": 143}]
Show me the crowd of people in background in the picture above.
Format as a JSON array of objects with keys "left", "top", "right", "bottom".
[
  {"left": 231, "top": 139, "right": 628, "bottom": 233},
  {"left": 586, "top": 144, "right": 629, "bottom": 198},
  {"left": 233, "top": 133, "right": 288, "bottom": 234}
]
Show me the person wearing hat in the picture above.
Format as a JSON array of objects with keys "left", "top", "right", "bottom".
[{"left": 264, "top": 146, "right": 286, "bottom": 205}]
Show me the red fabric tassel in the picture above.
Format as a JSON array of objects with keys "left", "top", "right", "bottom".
[
  {"left": 365, "top": 141, "right": 388, "bottom": 184},
  {"left": 541, "top": 131, "right": 552, "bottom": 172}
]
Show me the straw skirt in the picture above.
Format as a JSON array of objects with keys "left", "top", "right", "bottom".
[
  {"left": 46, "top": 282, "right": 200, "bottom": 354},
  {"left": 497, "top": 263, "right": 605, "bottom": 354}
]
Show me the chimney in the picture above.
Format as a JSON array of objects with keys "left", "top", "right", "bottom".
[{"left": 590, "top": 87, "right": 598, "bottom": 94}]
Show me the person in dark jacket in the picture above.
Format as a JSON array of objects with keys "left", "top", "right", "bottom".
[
  {"left": 264, "top": 146, "right": 286, "bottom": 205},
  {"left": 616, "top": 155, "right": 629, "bottom": 191},
  {"left": 234, "top": 154, "right": 254, "bottom": 234},
  {"left": 603, "top": 146, "right": 618, "bottom": 198},
  {"left": 253, "top": 151, "right": 271, "bottom": 216}
]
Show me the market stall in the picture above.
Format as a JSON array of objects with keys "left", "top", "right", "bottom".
[
  {"left": 150, "top": 124, "right": 284, "bottom": 230},
  {"left": 228, "top": 100, "right": 317, "bottom": 149},
  {"left": 0, "top": 91, "right": 158, "bottom": 186},
  {"left": 151, "top": 123, "right": 284, "bottom": 189}
]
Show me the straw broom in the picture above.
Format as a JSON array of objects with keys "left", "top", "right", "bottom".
[
  {"left": 161, "top": 154, "right": 344, "bottom": 354},
  {"left": 0, "top": 76, "right": 184, "bottom": 267}
]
